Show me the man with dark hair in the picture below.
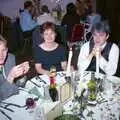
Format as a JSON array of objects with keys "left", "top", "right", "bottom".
[
  {"left": 37, "top": 5, "right": 56, "bottom": 25},
  {"left": 77, "top": 21, "right": 119, "bottom": 75},
  {"left": 24, "top": 1, "right": 33, "bottom": 9},
  {"left": 0, "top": 35, "right": 29, "bottom": 101},
  {"left": 20, "top": 0, "right": 38, "bottom": 32}
]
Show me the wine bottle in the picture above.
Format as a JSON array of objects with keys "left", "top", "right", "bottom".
[
  {"left": 87, "top": 72, "right": 97, "bottom": 101},
  {"left": 49, "top": 76, "right": 58, "bottom": 102}
]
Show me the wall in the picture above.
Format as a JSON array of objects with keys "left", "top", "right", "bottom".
[
  {"left": 0, "top": 0, "right": 96, "bottom": 19},
  {"left": 41, "top": 0, "right": 75, "bottom": 11},
  {"left": 0, "top": 0, "right": 25, "bottom": 19},
  {"left": 0, "top": 0, "right": 75, "bottom": 19}
]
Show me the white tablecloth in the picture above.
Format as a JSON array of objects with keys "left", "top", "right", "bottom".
[{"left": 0, "top": 71, "right": 120, "bottom": 120}]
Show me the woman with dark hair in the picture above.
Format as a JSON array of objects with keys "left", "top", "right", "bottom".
[
  {"left": 33, "top": 22, "right": 67, "bottom": 75},
  {"left": 61, "top": 3, "right": 80, "bottom": 41}
]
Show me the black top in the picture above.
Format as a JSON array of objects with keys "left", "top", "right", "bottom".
[
  {"left": 86, "top": 41, "right": 113, "bottom": 74},
  {"left": 33, "top": 44, "right": 67, "bottom": 71}
]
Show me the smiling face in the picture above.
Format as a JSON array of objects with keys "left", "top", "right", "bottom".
[
  {"left": 0, "top": 41, "right": 8, "bottom": 65},
  {"left": 93, "top": 31, "right": 109, "bottom": 46},
  {"left": 43, "top": 28, "right": 56, "bottom": 43}
]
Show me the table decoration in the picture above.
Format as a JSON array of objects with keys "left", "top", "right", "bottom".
[
  {"left": 63, "top": 72, "right": 120, "bottom": 120},
  {"left": 49, "top": 66, "right": 58, "bottom": 102}
]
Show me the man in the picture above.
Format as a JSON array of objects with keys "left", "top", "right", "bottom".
[
  {"left": 77, "top": 21, "right": 119, "bottom": 75},
  {"left": 0, "top": 35, "right": 29, "bottom": 101},
  {"left": 37, "top": 5, "right": 56, "bottom": 25},
  {"left": 19, "top": 1, "right": 38, "bottom": 32}
]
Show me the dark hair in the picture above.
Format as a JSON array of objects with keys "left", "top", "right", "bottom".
[
  {"left": 42, "top": 22, "right": 56, "bottom": 33},
  {"left": 76, "top": 0, "right": 82, "bottom": 4},
  {"left": 91, "top": 21, "right": 110, "bottom": 35},
  {"left": 24, "top": 1, "right": 33, "bottom": 9},
  {"left": 41, "top": 5, "right": 49, "bottom": 13},
  {"left": 0, "top": 35, "right": 7, "bottom": 47},
  {"left": 66, "top": 3, "right": 76, "bottom": 14}
]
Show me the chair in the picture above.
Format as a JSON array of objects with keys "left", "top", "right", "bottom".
[
  {"left": 22, "top": 31, "right": 32, "bottom": 54},
  {"left": 32, "top": 26, "right": 43, "bottom": 48},
  {"left": 83, "top": 23, "right": 92, "bottom": 42},
  {"left": 71, "top": 24, "right": 84, "bottom": 43},
  {"left": 16, "top": 18, "right": 32, "bottom": 54},
  {"left": 56, "top": 25, "right": 68, "bottom": 56}
]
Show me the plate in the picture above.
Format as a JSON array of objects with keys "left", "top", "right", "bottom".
[{"left": 106, "top": 76, "right": 120, "bottom": 84}]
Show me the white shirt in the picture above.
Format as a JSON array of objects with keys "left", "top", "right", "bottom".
[
  {"left": 77, "top": 41, "right": 119, "bottom": 75},
  {"left": 37, "top": 13, "right": 56, "bottom": 25}
]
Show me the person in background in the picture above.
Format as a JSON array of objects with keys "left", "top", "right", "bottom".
[
  {"left": 37, "top": 5, "right": 56, "bottom": 25},
  {"left": 33, "top": 22, "right": 67, "bottom": 75},
  {"left": 83, "top": 0, "right": 93, "bottom": 17},
  {"left": 86, "top": 7, "right": 101, "bottom": 26},
  {"left": 75, "top": 0, "right": 85, "bottom": 19},
  {"left": 61, "top": 3, "right": 80, "bottom": 41},
  {"left": 77, "top": 21, "right": 119, "bottom": 75},
  {"left": 19, "top": 0, "right": 38, "bottom": 32},
  {"left": 0, "top": 35, "right": 29, "bottom": 101}
]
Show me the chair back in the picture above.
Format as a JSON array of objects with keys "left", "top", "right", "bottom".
[
  {"left": 56, "top": 25, "right": 68, "bottom": 56},
  {"left": 70, "top": 24, "right": 84, "bottom": 42},
  {"left": 84, "top": 23, "right": 92, "bottom": 42},
  {"left": 32, "top": 26, "right": 43, "bottom": 48}
]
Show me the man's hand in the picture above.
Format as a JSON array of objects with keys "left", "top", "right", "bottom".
[
  {"left": 7, "top": 61, "right": 30, "bottom": 84},
  {"left": 92, "top": 45, "right": 102, "bottom": 57}
]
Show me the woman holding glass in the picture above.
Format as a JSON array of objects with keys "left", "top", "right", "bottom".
[{"left": 33, "top": 22, "right": 67, "bottom": 75}]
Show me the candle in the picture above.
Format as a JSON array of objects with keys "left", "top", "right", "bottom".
[
  {"left": 96, "top": 47, "right": 100, "bottom": 78},
  {"left": 66, "top": 47, "right": 73, "bottom": 76}
]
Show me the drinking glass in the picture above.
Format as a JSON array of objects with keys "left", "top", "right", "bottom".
[
  {"left": 34, "top": 107, "right": 46, "bottom": 120},
  {"left": 26, "top": 97, "right": 36, "bottom": 113}
]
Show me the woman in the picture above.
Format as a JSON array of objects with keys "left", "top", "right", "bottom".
[{"left": 33, "top": 22, "right": 67, "bottom": 75}]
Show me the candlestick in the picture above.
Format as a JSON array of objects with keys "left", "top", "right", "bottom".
[{"left": 66, "top": 47, "right": 73, "bottom": 77}]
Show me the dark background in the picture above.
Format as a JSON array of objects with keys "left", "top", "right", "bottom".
[{"left": 96, "top": 0, "right": 120, "bottom": 43}]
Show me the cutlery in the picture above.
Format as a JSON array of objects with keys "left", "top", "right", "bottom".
[
  {"left": 29, "top": 80, "right": 41, "bottom": 88},
  {"left": 0, "top": 105, "right": 14, "bottom": 112},
  {"left": 36, "top": 76, "right": 47, "bottom": 84},
  {"left": 0, "top": 109, "right": 12, "bottom": 120},
  {"left": 0, "top": 102, "right": 26, "bottom": 108}
]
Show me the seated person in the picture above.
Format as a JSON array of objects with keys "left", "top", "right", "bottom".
[
  {"left": 77, "top": 21, "right": 119, "bottom": 75},
  {"left": 61, "top": 3, "right": 80, "bottom": 41},
  {"left": 0, "top": 35, "right": 29, "bottom": 101},
  {"left": 37, "top": 5, "right": 56, "bottom": 25},
  {"left": 19, "top": 1, "right": 38, "bottom": 32},
  {"left": 33, "top": 22, "right": 67, "bottom": 75},
  {"left": 86, "top": 7, "right": 101, "bottom": 26}
]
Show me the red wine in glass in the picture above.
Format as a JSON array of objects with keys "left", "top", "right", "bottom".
[{"left": 26, "top": 98, "right": 35, "bottom": 109}]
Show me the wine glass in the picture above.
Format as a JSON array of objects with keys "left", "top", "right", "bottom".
[{"left": 26, "top": 97, "right": 36, "bottom": 113}]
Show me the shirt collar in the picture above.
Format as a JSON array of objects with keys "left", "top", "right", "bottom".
[{"left": 101, "top": 41, "right": 107, "bottom": 49}]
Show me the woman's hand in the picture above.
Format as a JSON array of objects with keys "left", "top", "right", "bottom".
[{"left": 7, "top": 61, "right": 30, "bottom": 84}]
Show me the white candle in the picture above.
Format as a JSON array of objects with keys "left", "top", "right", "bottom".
[
  {"left": 66, "top": 48, "right": 73, "bottom": 76},
  {"left": 96, "top": 47, "right": 100, "bottom": 78}
]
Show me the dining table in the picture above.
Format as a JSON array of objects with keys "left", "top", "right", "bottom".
[{"left": 0, "top": 71, "right": 120, "bottom": 120}]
